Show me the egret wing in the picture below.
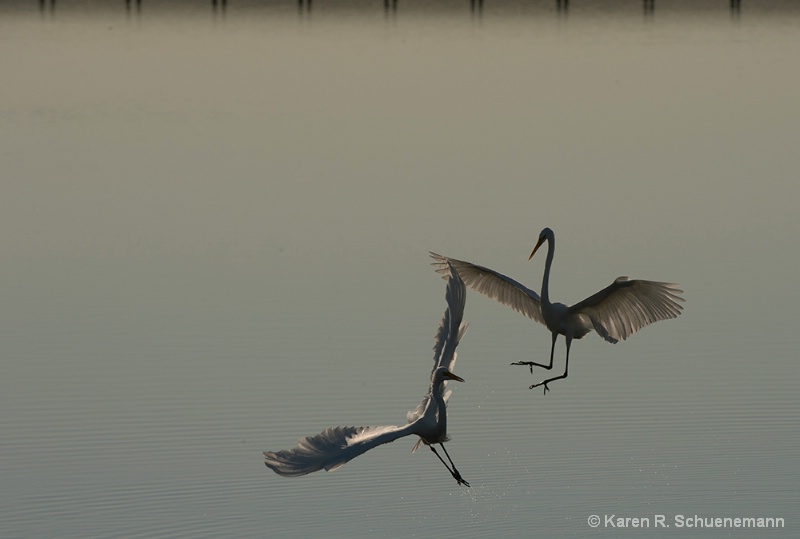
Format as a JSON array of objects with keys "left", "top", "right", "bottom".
[
  {"left": 569, "top": 277, "right": 684, "bottom": 343},
  {"left": 408, "top": 261, "right": 466, "bottom": 426},
  {"left": 264, "top": 424, "right": 414, "bottom": 477},
  {"left": 430, "top": 252, "right": 545, "bottom": 326},
  {"left": 430, "top": 259, "right": 468, "bottom": 375}
]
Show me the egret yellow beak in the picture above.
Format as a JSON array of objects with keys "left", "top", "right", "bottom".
[
  {"left": 443, "top": 371, "right": 465, "bottom": 383},
  {"left": 529, "top": 236, "right": 546, "bottom": 260}
]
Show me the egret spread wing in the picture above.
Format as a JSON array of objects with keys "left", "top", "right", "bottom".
[
  {"left": 264, "top": 424, "right": 414, "bottom": 477},
  {"left": 430, "top": 252, "right": 545, "bottom": 326},
  {"left": 569, "top": 277, "right": 684, "bottom": 343},
  {"left": 431, "top": 260, "right": 468, "bottom": 375},
  {"left": 408, "top": 261, "right": 467, "bottom": 425}
]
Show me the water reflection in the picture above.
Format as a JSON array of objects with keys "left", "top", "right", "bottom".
[
  {"left": 470, "top": 0, "right": 483, "bottom": 18},
  {"left": 27, "top": 0, "right": 784, "bottom": 19},
  {"left": 38, "top": 0, "right": 54, "bottom": 15},
  {"left": 212, "top": 0, "right": 226, "bottom": 17},
  {"left": 125, "top": 0, "right": 142, "bottom": 16}
]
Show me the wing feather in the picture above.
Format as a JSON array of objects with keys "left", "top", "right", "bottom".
[
  {"left": 430, "top": 252, "right": 545, "bottom": 325},
  {"left": 264, "top": 424, "right": 413, "bottom": 477},
  {"left": 569, "top": 278, "right": 684, "bottom": 343}
]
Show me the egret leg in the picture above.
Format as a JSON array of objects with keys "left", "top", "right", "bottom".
[
  {"left": 530, "top": 336, "right": 571, "bottom": 394},
  {"left": 440, "top": 443, "right": 470, "bottom": 487},
  {"left": 511, "top": 332, "right": 558, "bottom": 374},
  {"left": 430, "top": 445, "right": 470, "bottom": 487}
]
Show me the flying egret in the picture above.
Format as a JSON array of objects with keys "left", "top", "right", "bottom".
[
  {"left": 264, "top": 262, "right": 470, "bottom": 486},
  {"left": 431, "top": 227, "right": 684, "bottom": 394}
]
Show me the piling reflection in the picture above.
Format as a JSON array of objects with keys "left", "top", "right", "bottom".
[
  {"left": 39, "top": 0, "right": 54, "bottom": 15},
  {"left": 21, "top": 0, "right": 796, "bottom": 22},
  {"left": 298, "top": 0, "right": 311, "bottom": 17},
  {"left": 125, "top": 0, "right": 142, "bottom": 16},
  {"left": 212, "top": 0, "right": 227, "bottom": 17},
  {"left": 470, "top": 0, "right": 483, "bottom": 18}
]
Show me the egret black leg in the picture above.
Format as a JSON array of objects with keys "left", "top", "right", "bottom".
[
  {"left": 430, "top": 446, "right": 470, "bottom": 487},
  {"left": 440, "top": 443, "right": 469, "bottom": 487},
  {"left": 530, "top": 337, "right": 571, "bottom": 394},
  {"left": 512, "top": 332, "right": 558, "bottom": 374}
]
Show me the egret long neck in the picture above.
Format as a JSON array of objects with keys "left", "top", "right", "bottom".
[
  {"left": 432, "top": 378, "right": 448, "bottom": 432},
  {"left": 541, "top": 235, "right": 554, "bottom": 306}
]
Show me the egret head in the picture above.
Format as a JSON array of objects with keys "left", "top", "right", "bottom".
[
  {"left": 437, "top": 367, "right": 465, "bottom": 383},
  {"left": 529, "top": 227, "right": 552, "bottom": 260}
]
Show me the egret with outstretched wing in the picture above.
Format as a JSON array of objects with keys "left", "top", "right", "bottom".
[
  {"left": 264, "top": 262, "right": 470, "bottom": 486},
  {"left": 431, "top": 227, "right": 683, "bottom": 393}
]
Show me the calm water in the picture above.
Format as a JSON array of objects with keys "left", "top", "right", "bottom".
[{"left": 2, "top": 1, "right": 799, "bottom": 537}]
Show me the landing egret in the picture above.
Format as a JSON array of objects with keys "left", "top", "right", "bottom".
[
  {"left": 264, "top": 262, "right": 470, "bottom": 486},
  {"left": 431, "top": 228, "right": 684, "bottom": 393}
]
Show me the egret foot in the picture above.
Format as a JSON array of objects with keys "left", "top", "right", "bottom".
[
  {"left": 452, "top": 470, "right": 470, "bottom": 487},
  {"left": 529, "top": 380, "right": 551, "bottom": 395},
  {"left": 510, "top": 361, "right": 535, "bottom": 374}
]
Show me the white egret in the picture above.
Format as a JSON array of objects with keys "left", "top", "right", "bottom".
[
  {"left": 264, "top": 262, "right": 470, "bottom": 486},
  {"left": 431, "top": 227, "right": 684, "bottom": 394}
]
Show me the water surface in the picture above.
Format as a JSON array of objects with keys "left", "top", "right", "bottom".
[{"left": 1, "top": 2, "right": 798, "bottom": 537}]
